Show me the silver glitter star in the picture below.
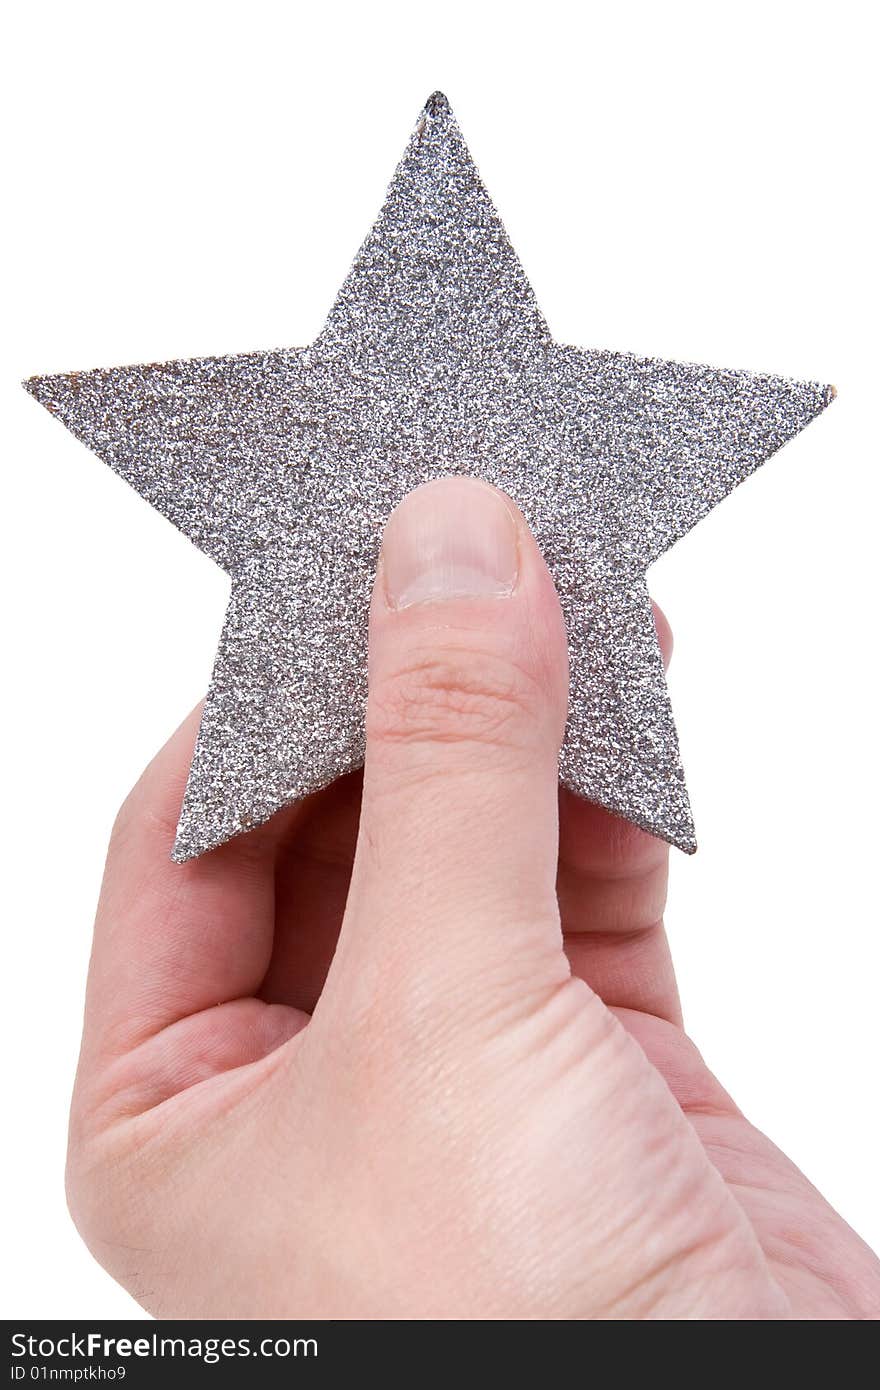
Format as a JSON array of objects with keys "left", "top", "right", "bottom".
[{"left": 27, "top": 92, "right": 833, "bottom": 861}]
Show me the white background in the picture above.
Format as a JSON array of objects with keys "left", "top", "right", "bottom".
[{"left": 2, "top": 0, "right": 877, "bottom": 1318}]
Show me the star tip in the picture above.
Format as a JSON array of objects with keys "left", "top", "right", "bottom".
[
  {"left": 671, "top": 811, "right": 698, "bottom": 855},
  {"left": 422, "top": 90, "right": 453, "bottom": 120},
  {"left": 170, "top": 824, "right": 198, "bottom": 863},
  {"left": 24, "top": 372, "right": 66, "bottom": 414}
]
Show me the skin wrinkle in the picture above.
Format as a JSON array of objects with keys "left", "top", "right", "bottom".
[
  {"left": 88, "top": 1002, "right": 307, "bottom": 1124},
  {"left": 368, "top": 679, "right": 539, "bottom": 749},
  {"left": 564, "top": 925, "right": 680, "bottom": 1024},
  {"left": 366, "top": 612, "right": 565, "bottom": 750},
  {"left": 557, "top": 864, "right": 669, "bottom": 934}
]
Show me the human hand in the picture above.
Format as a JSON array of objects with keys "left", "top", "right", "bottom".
[{"left": 67, "top": 477, "right": 880, "bottom": 1319}]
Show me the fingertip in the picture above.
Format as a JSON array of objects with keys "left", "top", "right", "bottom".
[{"left": 652, "top": 601, "right": 673, "bottom": 669}]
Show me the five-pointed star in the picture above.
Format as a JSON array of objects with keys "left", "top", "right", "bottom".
[{"left": 27, "top": 93, "right": 833, "bottom": 861}]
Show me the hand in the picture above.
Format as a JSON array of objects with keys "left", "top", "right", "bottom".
[{"left": 67, "top": 477, "right": 880, "bottom": 1319}]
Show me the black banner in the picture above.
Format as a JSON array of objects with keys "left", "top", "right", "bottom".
[{"left": 4, "top": 1321, "right": 567, "bottom": 1384}]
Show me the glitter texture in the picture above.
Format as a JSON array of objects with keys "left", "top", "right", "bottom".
[{"left": 26, "top": 93, "right": 833, "bottom": 861}]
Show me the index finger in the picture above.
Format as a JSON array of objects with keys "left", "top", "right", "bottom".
[{"left": 79, "top": 705, "right": 294, "bottom": 1061}]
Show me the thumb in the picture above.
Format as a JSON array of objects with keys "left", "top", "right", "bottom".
[{"left": 336, "top": 475, "right": 570, "bottom": 1014}]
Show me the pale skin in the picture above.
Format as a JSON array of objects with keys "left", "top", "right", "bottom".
[{"left": 68, "top": 476, "right": 880, "bottom": 1319}]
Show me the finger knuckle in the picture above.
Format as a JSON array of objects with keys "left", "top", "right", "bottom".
[{"left": 368, "top": 650, "right": 543, "bottom": 752}]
